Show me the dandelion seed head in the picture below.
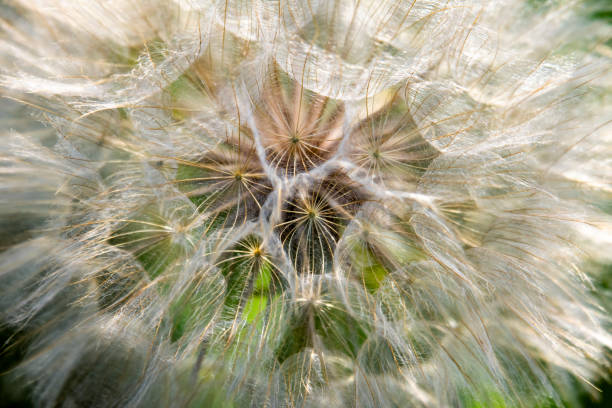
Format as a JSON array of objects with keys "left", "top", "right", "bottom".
[{"left": 0, "top": 0, "right": 611, "bottom": 407}]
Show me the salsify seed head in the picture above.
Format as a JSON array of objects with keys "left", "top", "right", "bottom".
[{"left": 0, "top": 1, "right": 611, "bottom": 407}]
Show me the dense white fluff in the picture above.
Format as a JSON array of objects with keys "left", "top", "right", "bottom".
[{"left": 0, "top": 1, "right": 610, "bottom": 407}]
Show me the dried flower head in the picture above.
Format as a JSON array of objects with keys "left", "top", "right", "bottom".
[{"left": 0, "top": 1, "right": 611, "bottom": 407}]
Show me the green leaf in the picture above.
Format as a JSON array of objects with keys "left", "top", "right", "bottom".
[{"left": 242, "top": 295, "right": 268, "bottom": 323}]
